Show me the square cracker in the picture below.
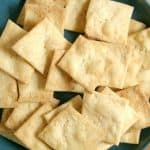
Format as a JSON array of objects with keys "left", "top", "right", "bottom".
[
  {"left": 15, "top": 102, "right": 57, "bottom": 150},
  {"left": 17, "top": 0, "right": 67, "bottom": 25},
  {"left": 129, "top": 19, "right": 146, "bottom": 35},
  {"left": 46, "top": 50, "right": 84, "bottom": 92},
  {"left": 13, "top": 18, "right": 71, "bottom": 75},
  {"left": 39, "top": 106, "right": 104, "bottom": 150},
  {"left": 101, "top": 88, "right": 138, "bottom": 135},
  {"left": 0, "top": 20, "right": 34, "bottom": 83},
  {"left": 117, "top": 86, "right": 150, "bottom": 129},
  {"left": 24, "top": 4, "right": 65, "bottom": 32},
  {"left": 58, "top": 35, "right": 131, "bottom": 91},
  {"left": 65, "top": 0, "right": 90, "bottom": 32},
  {"left": 85, "top": 0, "right": 133, "bottom": 44},
  {"left": 18, "top": 71, "right": 56, "bottom": 103},
  {"left": 121, "top": 128, "right": 141, "bottom": 144},
  {"left": 44, "top": 95, "right": 82, "bottom": 123},
  {"left": 82, "top": 91, "right": 128, "bottom": 144},
  {"left": 5, "top": 102, "right": 40, "bottom": 131},
  {"left": 0, "top": 70, "right": 18, "bottom": 108}
]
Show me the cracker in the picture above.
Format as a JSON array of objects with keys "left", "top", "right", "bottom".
[
  {"left": 18, "top": 71, "right": 56, "bottom": 103},
  {"left": 82, "top": 91, "right": 128, "bottom": 144},
  {"left": 44, "top": 95, "right": 82, "bottom": 123},
  {"left": 39, "top": 106, "right": 104, "bottom": 150},
  {"left": 117, "top": 86, "right": 150, "bottom": 129},
  {"left": 0, "top": 70, "right": 18, "bottom": 108},
  {"left": 101, "top": 88, "right": 138, "bottom": 134},
  {"left": 129, "top": 19, "right": 146, "bottom": 35},
  {"left": 45, "top": 50, "right": 84, "bottom": 92},
  {"left": 13, "top": 18, "right": 71, "bottom": 75},
  {"left": 15, "top": 102, "right": 57, "bottom": 150},
  {"left": 123, "top": 48, "right": 144, "bottom": 87},
  {"left": 5, "top": 102, "right": 40, "bottom": 131},
  {"left": 24, "top": 4, "right": 65, "bottom": 32},
  {"left": 58, "top": 36, "right": 131, "bottom": 91},
  {"left": 1, "top": 109, "right": 13, "bottom": 123},
  {"left": 17, "top": 0, "right": 67, "bottom": 25},
  {"left": 121, "top": 128, "right": 141, "bottom": 144},
  {"left": 65, "top": 0, "right": 90, "bottom": 32},
  {"left": 85, "top": 0, "right": 133, "bottom": 44},
  {"left": 0, "top": 20, "right": 34, "bottom": 83}
]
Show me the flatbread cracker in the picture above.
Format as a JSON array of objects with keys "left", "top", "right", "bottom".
[
  {"left": 17, "top": 0, "right": 67, "bottom": 25},
  {"left": 58, "top": 36, "right": 131, "bottom": 91},
  {"left": 46, "top": 50, "right": 84, "bottom": 92},
  {"left": 0, "top": 70, "right": 18, "bottom": 108},
  {"left": 101, "top": 88, "right": 138, "bottom": 134},
  {"left": 117, "top": 86, "right": 150, "bottom": 129},
  {"left": 39, "top": 106, "right": 104, "bottom": 150},
  {"left": 18, "top": 71, "right": 56, "bottom": 103},
  {"left": 129, "top": 19, "right": 146, "bottom": 35},
  {"left": 44, "top": 95, "right": 82, "bottom": 123},
  {"left": 82, "top": 91, "right": 128, "bottom": 144},
  {"left": 0, "top": 20, "right": 34, "bottom": 83},
  {"left": 24, "top": 4, "right": 65, "bottom": 32},
  {"left": 65, "top": 0, "right": 90, "bottom": 32},
  {"left": 121, "top": 128, "right": 141, "bottom": 144},
  {"left": 85, "top": 0, "right": 133, "bottom": 44},
  {"left": 13, "top": 18, "right": 71, "bottom": 75},
  {"left": 5, "top": 102, "right": 40, "bottom": 131},
  {"left": 15, "top": 102, "right": 57, "bottom": 150}
]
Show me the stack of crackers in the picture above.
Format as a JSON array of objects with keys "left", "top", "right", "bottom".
[{"left": 0, "top": 0, "right": 150, "bottom": 150}]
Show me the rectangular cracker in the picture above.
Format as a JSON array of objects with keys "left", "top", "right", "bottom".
[
  {"left": 45, "top": 50, "right": 84, "bottom": 92},
  {"left": 24, "top": 3, "right": 65, "bottom": 32},
  {"left": 82, "top": 91, "right": 128, "bottom": 144},
  {"left": 117, "top": 86, "right": 150, "bottom": 129},
  {"left": 17, "top": 0, "right": 67, "bottom": 25},
  {"left": 129, "top": 19, "right": 146, "bottom": 35},
  {"left": 121, "top": 127, "right": 141, "bottom": 144},
  {"left": 15, "top": 102, "right": 57, "bottom": 150},
  {"left": 0, "top": 20, "right": 34, "bottom": 83},
  {"left": 65, "top": 0, "right": 90, "bottom": 32},
  {"left": 5, "top": 102, "right": 40, "bottom": 131},
  {"left": 0, "top": 70, "right": 18, "bottom": 108},
  {"left": 101, "top": 88, "right": 138, "bottom": 135},
  {"left": 13, "top": 18, "right": 71, "bottom": 75},
  {"left": 18, "top": 71, "right": 56, "bottom": 103},
  {"left": 58, "top": 35, "right": 131, "bottom": 91},
  {"left": 39, "top": 106, "right": 104, "bottom": 150},
  {"left": 44, "top": 95, "right": 82, "bottom": 123},
  {"left": 85, "top": 0, "right": 133, "bottom": 44}
]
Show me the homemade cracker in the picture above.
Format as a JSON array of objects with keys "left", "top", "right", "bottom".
[
  {"left": 5, "top": 102, "right": 40, "bottom": 131},
  {"left": 18, "top": 71, "right": 56, "bottom": 103},
  {"left": 24, "top": 3, "right": 65, "bottom": 32},
  {"left": 85, "top": 0, "right": 133, "bottom": 44},
  {"left": 129, "top": 19, "right": 146, "bottom": 35},
  {"left": 0, "top": 70, "right": 18, "bottom": 108},
  {"left": 65, "top": 0, "right": 90, "bottom": 32},
  {"left": 58, "top": 36, "right": 131, "bottom": 91},
  {"left": 117, "top": 86, "right": 150, "bottom": 129},
  {"left": 46, "top": 50, "right": 84, "bottom": 92},
  {"left": 39, "top": 106, "right": 104, "bottom": 150},
  {"left": 44, "top": 95, "right": 82, "bottom": 123},
  {"left": 15, "top": 102, "right": 57, "bottom": 150},
  {"left": 0, "top": 20, "right": 34, "bottom": 83},
  {"left": 121, "top": 128, "right": 141, "bottom": 144},
  {"left": 82, "top": 91, "right": 128, "bottom": 144},
  {"left": 13, "top": 18, "right": 71, "bottom": 75}
]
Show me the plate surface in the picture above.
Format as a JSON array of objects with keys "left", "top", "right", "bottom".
[{"left": 0, "top": 0, "right": 150, "bottom": 150}]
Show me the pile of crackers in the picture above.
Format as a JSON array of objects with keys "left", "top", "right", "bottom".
[{"left": 0, "top": 0, "right": 150, "bottom": 150}]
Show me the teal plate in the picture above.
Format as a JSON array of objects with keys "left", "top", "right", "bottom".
[{"left": 0, "top": 0, "right": 150, "bottom": 150}]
